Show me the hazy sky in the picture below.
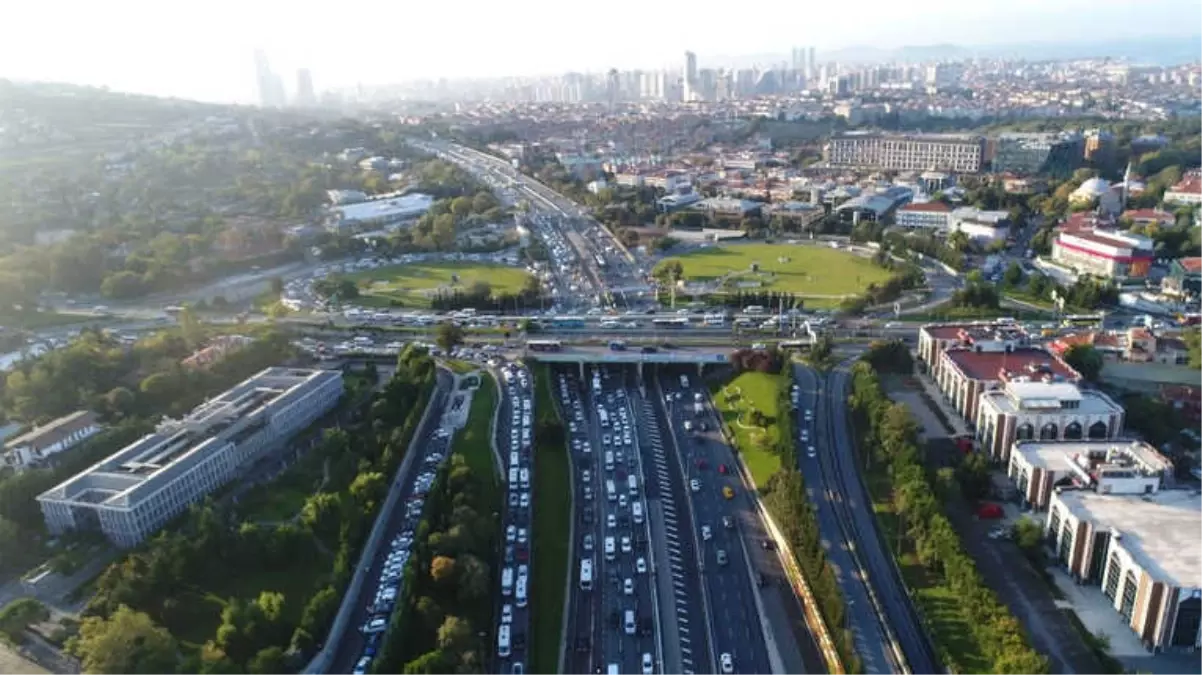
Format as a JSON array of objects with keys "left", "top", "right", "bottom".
[{"left": 2, "top": 0, "right": 1199, "bottom": 103}]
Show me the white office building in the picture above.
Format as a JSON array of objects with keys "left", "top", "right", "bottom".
[
  {"left": 38, "top": 368, "right": 343, "bottom": 547},
  {"left": 975, "top": 378, "right": 1125, "bottom": 462}
]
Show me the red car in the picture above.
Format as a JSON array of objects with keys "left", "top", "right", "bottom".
[
  {"left": 718, "top": 464, "right": 729, "bottom": 475},
  {"left": 696, "top": 459, "right": 708, "bottom": 470}
]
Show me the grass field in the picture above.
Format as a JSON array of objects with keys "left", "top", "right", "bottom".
[
  {"left": 451, "top": 373, "right": 500, "bottom": 500},
  {"left": 345, "top": 261, "right": 534, "bottom": 309},
  {"left": 676, "top": 244, "right": 892, "bottom": 299},
  {"left": 529, "top": 365, "right": 570, "bottom": 675},
  {"left": 712, "top": 371, "right": 786, "bottom": 488}
]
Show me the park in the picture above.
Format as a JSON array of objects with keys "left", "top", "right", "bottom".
[{"left": 344, "top": 261, "right": 536, "bottom": 308}]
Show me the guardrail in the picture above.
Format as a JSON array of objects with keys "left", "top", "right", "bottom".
[{"left": 302, "top": 370, "right": 447, "bottom": 675}]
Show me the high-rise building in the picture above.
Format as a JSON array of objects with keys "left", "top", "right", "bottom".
[
  {"left": 295, "top": 68, "right": 316, "bottom": 108},
  {"left": 683, "top": 51, "right": 698, "bottom": 102},
  {"left": 807, "top": 47, "right": 817, "bottom": 79},
  {"left": 253, "top": 49, "right": 286, "bottom": 107}
]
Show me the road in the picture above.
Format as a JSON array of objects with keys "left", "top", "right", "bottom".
[
  {"left": 496, "top": 363, "right": 534, "bottom": 673},
  {"left": 655, "top": 368, "right": 773, "bottom": 675},
  {"left": 820, "top": 364, "right": 939, "bottom": 674},
  {"left": 329, "top": 372, "right": 453, "bottom": 674}
]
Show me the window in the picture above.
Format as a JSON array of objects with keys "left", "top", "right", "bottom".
[
  {"left": 1119, "top": 570, "right": 1138, "bottom": 620},
  {"left": 1016, "top": 423, "right": 1035, "bottom": 441},
  {"left": 1088, "top": 421, "right": 1108, "bottom": 440},
  {"left": 1064, "top": 422, "right": 1083, "bottom": 440},
  {"left": 1059, "top": 525, "right": 1074, "bottom": 566},
  {"left": 1040, "top": 423, "right": 1058, "bottom": 441}
]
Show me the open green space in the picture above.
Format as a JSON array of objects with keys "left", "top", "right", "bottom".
[
  {"left": 345, "top": 261, "right": 534, "bottom": 309},
  {"left": 451, "top": 373, "right": 500, "bottom": 498},
  {"left": 0, "top": 310, "right": 103, "bottom": 330},
  {"left": 529, "top": 364, "right": 570, "bottom": 675},
  {"left": 712, "top": 371, "right": 785, "bottom": 487},
  {"left": 235, "top": 449, "right": 326, "bottom": 523},
  {"left": 676, "top": 244, "right": 892, "bottom": 299}
]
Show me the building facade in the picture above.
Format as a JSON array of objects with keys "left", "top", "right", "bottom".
[
  {"left": 1045, "top": 489, "right": 1200, "bottom": 652},
  {"left": 975, "top": 379, "right": 1125, "bottom": 462},
  {"left": 1051, "top": 229, "right": 1154, "bottom": 280},
  {"left": 896, "top": 201, "right": 952, "bottom": 229},
  {"left": 991, "top": 132, "right": 1083, "bottom": 177},
  {"left": 1007, "top": 440, "right": 1173, "bottom": 511},
  {"left": 1163, "top": 171, "right": 1202, "bottom": 206},
  {"left": 3, "top": 411, "right": 103, "bottom": 472},
  {"left": 824, "top": 132, "right": 985, "bottom": 173},
  {"left": 37, "top": 368, "right": 343, "bottom": 547}
]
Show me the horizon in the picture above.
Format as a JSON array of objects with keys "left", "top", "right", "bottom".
[{"left": 2, "top": 0, "right": 1200, "bottom": 104}]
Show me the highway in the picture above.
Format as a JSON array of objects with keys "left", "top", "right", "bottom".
[
  {"left": 496, "top": 363, "right": 534, "bottom": 673},
  {"left": 655, "top": 368, "right": 773, "bottom": 675},
  {"left": 819, "top": 364, "right": 940, "bottom": 674}
]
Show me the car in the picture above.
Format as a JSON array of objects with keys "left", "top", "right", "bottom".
[
  {"left": 353, "top": 656, "right": 372, "bottom": 675},
  {"left": 804, "top": 409, "right": 813, "bottom": 420},
  {"left": 690, "top": 479, "right": 700, "bottom": 493},
  {"left": 362, "top": 617, "right": 387, "bottom": 634},
  {"left": 517, "top": 527, "right": 528, "bottom": 544},
  {"left": 800, "top": 429, "right": 810, "bottom": 442},
  {"left": 520, "top": 492, "right": 530, "bottom": 508},
  {"left": 642, "top": 652, "right": 654, "bottom": 674},
  {"left": 807, "top": 445, "right": 816, "bottom": 458},
  {"left": 583, "top": 534, "right": 594, "bottom": 551},
  {"left": 716, "top": 549, "right": 728, "bottom": 565},
  {"left": 512, "top": 663, "right": 525, "bottom": 674},
  {"left": 607, "top": 514, "right": 616, "bottom": 529},
  {"left": 636, "top": 557, "right": 647, "bottom": 574},
  {"left": 501, "top": 604, "right": 514, "bottom": 624},
  {"left": 718, "top": 463, "right": 728, "bottom": 474},
  {"left": 506, "top": 525, "right": 516, "bottom": 543},
  {"left": 508, "top": 492, "right": 519, "bottom": 508},
  {"left": 701, "top": 525, "right": 712, "bottom": 541},
  {"left": 722, "top": 516, "right": 733, "bottom": 529},
  {"left": 624, "top": 578, "right": 634, "bottom": 595},
  {"left": 722, "top": 485, "right": 734, "bottom": 499},
  {"left": 504, "top": 545, "right": 515, "bottom": 564},
  {"left": 720, "top": 652, "right": 734, "bottom": 674},
  {"left": 621, "top": 536, "right": 632, "bottom": 553}
]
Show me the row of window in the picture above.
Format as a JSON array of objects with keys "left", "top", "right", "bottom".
[{"left": 1013, "top": 420, "right": 1109, "bottom": 442}]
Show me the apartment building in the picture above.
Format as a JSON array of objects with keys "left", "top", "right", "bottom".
[
  {"left": 1045, "top": 488, "right": 1200, "bottom": 651},
  {"left": 38, "top": 368, "right": 343, "bottom": 547},
  {"left": 975, "top": 378, "right": 1125, "bottom": 462},
  {"left": 1051, "top": 229, "right": 1154, "bottom": 280},
  {"left": 1163, "top": 171, "right": 1202, "bottom": 206},
  {"left": 1007, "top": 440, "right": 1173, "bottom": 511},
  {"left": 824, "top": 132, "right": 985, "bottom": 173},
  {"left": 896, "top": 201, "right": 953, "bottom": 230},
  {"left": 3, "top": 411, "right": 103, "bottom": 472}
]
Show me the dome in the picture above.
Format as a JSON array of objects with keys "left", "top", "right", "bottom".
[{"left": 1075, "top": 177, "right": 1110, "bottom": 197}]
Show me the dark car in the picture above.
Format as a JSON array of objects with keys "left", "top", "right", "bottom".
[
  {"left": 640, "top": 346, "right": 658, "bottom": 354},
  {"left": 576, "top": 635, "right": 591, "bottom": 652},
  {"left": 513, "top": 632, "right": 526, "bottom": 650}
]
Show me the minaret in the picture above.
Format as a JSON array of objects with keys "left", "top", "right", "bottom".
[{"left": 1121, "top": 161, "right": 1132, "bottom": 212}]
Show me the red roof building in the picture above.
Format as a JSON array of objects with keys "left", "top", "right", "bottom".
[
  {"left": 896, "top": 201, "right": 952, "bottom": 230},
  {"left": 1164, "top": 171, "right": 1202, "bottom": 206},
  {"left": 1122, "top": 208, "right": 1176, "bottom": 228}
]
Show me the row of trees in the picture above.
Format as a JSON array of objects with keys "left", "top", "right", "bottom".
[
  {"left": 846, "top": 360, "right": 1049, "bottom": 674},
  {"left": 68, "top": 346, "right": 439, "bottom": 673},
  {"left": 428, "top": 276, "right": 543, "bottom": 313},
  {"left": 371, "top": 453, "right": 499, "bottom": 673}
]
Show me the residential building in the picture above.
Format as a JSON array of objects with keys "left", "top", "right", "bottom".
[
  {"left": 1044, "top": 488, "right": 1200, "bottom": 651},
  {"left": 975, "top": 378, "right": 1125, "bottom": 462},
  {"left": 992, "top": 132, "right": 1084, "bottom": 177},
  {"left": 1163, "top": 171, "right": 1202, "bottom": 206},
  {"left": 896, "top": 201, "right": 953, "bottom": 230},
  {"left": 38, "top": 368, "right": 343, "bottom": 547},
  {"left": 1123, "top": 209, "right": 1176, "bottom": 228},
  {"left": 1161, "top": 257, "right": 1201, "bottom": 298},
  {"left": 3, "top": 411, "right": 103, "bottom": 472},
  {"left": 1007, "top": 440, "right": 1173, "bottom": 511},
  {"left": 1051, "top": 229, "right": 1154, "bottom": 280},
  {"left": 824, "top": 132, "right": 985, "bottom": 173}
]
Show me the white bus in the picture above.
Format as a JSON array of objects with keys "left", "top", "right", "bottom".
[
  {"left": 703, "top": 313, "right": 726, "bottom": 326},
  {"left": 498, "top": 623, "right": 511, "bottom": 658},
  {"left": 580, "top": 558, "right": 594, "bottom": 591}
]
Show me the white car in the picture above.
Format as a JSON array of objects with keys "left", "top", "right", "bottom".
[
  {"left": 690, "top": 479, "right": 700, "bottom": 493},
  {"left": 642, "top": 653, "right": 654, "bottom": 674},
  {"left": 720, "top": 652, "right": 734, "bottom": 674},
  {"left": 353, "top": 657, "right": 371, "bottom": 675},
  {"left": 517, "top": 528, "right": 528, "bottom": 544},
  {"left": 607, "top": 514, "right": 616, "bottom": 529},
  {"left": 636, "top": 557, "right": 647, "bottom": 574},
  {"left": 804, "top": 409, "right": 813, "bottom": 420},
  {"left": 624, "top": 578, "right": 634, "bottom": 595},
  {"left": 701, "top": 525, "right": 712, "bottom": 541},
  {"left": 800, "top": 429, "right": 809, "bottom": 442},
  {"left": 506, "top": 525, "right": 516, "bottom": 543},
  {"left": 520, "top": 492, "right": 530, "bottom": 509},
  {"left": 621, "top": 536, "right": 632, "bottom": 553},
  {"left": 501, "top": 604, "right": 513, "bottom": 624}
]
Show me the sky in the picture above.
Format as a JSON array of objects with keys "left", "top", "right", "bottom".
[{"left": 1, "top": 0, "right": 1199, "bottom": 104}]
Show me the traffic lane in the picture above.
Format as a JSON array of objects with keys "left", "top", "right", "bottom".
[
  {"left": 585, "top": 378, "right": 627, "bottom": 673},
  {"left": 805, "top": 371, "right": 894, "bottom": 674},
  {"left": 498, "top": 379, "right": 532, "bottom": 671},
  {"left": 559, "top": 373, "right": 596, "bottom": 674}
]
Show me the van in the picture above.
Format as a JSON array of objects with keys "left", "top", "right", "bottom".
[
  {"left": 510, "top": 451, "right": 519, "bottom": 468},
  {"left": 515, "top": 575, "right": 528, "bottom": 608},
  {"left": 498, "top": 624, "right": 512, "bottom": 658},
  {"left": 508, "top": 467, "right": 519, "bottom": 485},
  {"left": 632, "top": 501, "right": 644, "bottom": 524},
  {"left": 624, "top": 610, "right": 636, "bottom": 635},
  {"left": 607, "top": 665, "right": 619, "bottom": 675},
  {"left": 606, "top": 479, "right": 616, "bottom": 502},
  {"left": 604, "top": 451, "right": 614, "bottom": 471},
  {"left": 627, "top": 475, "right": 638, "bottom": 496},
  {"left": 520, "top": 468, "right": 530, "bottom": 489},
  {"left": 605, "top": 536, "right": 616, "bottom": 561},
  {"left": 501, "top": 567, "right": 514, "bottom": 596}
]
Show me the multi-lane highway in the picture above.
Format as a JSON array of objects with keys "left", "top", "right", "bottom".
[
  {"left": 496, "top": 363, "right": 534, "bottom": 673},
  {"left": 656, "top": 368, "right": 773, "bottom": 675}
]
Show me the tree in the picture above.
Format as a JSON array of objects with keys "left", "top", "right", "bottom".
[
  {"left": 651, "top": 258, "right": 685, "bottom": 308},
  {"left": 947, "top": 230, "right": 970, "bottom": 252},
  {"left": 436, "top": 321, "right": 464, "bottom": 353},
  {"left": 436, "top": 615, "right": 474, "bottom": 653},
  {"left": 450, "top": 196, "right": 473, "bottom": 219},
  {"left": 68, "top": 605, "right": 178, "bottom": 674},
  {"left": 248, "top": 646, "right": 288, "bottom": 674},
  {"left": 0, "top": 598, "right": 49, "bottom": 642},
  {"left": 1002, "top": 262, "right": 1024, "bottom": 288},
  {"left": 1185, "top": 328, "right": 1201, "bottom": 369},
  {"left": 430, "top": 555, "right": 457, "bottom": 584},
  {"left": 1063, "top": 344, "right": 1104, "bottom": 382}
]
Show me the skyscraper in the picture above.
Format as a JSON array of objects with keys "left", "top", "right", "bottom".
[
  {"left": 808, "top": 47, "right": 817, "bottom": 79},
  {"left": 253, "top": 50, "right": 285, "bottom": 107},
  {"left": 295, "top": 69, "right": 316, "bottom": 107},
  {"left": 683, "top": 51, "right": 698, "bottom": 102}
]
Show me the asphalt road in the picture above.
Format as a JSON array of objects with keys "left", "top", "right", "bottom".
[
  {"left": 329, "top": 373, "right": 452, "bottom": 674},
  {"left": 496, "top": 364, "right": 534, "bottom": 673},
  {"left": 656, "top": 370, "right": 772, "bottom": 675},
  {"left": 823, "top": 365, "right": 939, "bottom": 674}
]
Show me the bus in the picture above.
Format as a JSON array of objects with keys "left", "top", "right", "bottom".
[
  {"left": 580, "top": 558, "right": 593, "bottom": 591},
  {"left": 527, "top": 340, "right": 563, "bottom": 352},
  {"left": 779, "top": 340, "right": 809, "bottom": 351},
  {"left": 703, "top": 313, "right": 726, "bottom": 326},
  {"left": 652, "top": 317, "right": 690, "bottom": 329},
  {"left": 744, "top": 305, "right": 765, "bottom": 315},
  {"left": 549, "top": 316, "right": 587, "bottom": 329},
  {"left": 1061, "top": 313, "right": 1105, "bottom": 327}
]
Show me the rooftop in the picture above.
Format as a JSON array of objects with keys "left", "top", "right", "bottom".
[
  {"left": 1178, "top": 257, "right": 1202, "bottom": 274},
  {"left": 1013, "top": 440, "right": 1171, "bottom": 478},
  {"left": 1054, "top": 488, "right": 1202, "bottom": 589},
  {"left": 922, "top": 321, "right": 1025, "bottom": 342},
  {"left": 981, "top": 381, "right": 1123, "bottom": 416},
  {"left": 1167, "top": 172, "right": 1202, "bottom": 196},
  {"left": 900, "top": 201, "right": 952, "bottom": 213},
  {"left": 945, "top": 346, "right": 1077, "bottom": 382},
  {"left": 332, "top": 193, "right": 433, "bottom": 223},
  {"left": 5, "top": 411, "right": 98, "bottom": 451}
]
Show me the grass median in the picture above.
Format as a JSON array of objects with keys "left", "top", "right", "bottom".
[
  {"left": 529, "top": 364, "right": 570, "bottom": 674},
  {"left": 711, "top": 370, "right": 786, "bottom": 488}
]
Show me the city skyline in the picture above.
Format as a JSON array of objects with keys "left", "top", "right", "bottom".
[{"left": 1, "top": 0, "right": 1200, "bottom": 104}]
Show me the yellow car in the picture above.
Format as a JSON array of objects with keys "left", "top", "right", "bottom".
[{"left": 722, "top": 486, "right": 734, "bottom": 500}]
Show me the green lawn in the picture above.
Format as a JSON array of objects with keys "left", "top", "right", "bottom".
[
  {"left": 530, "top": 365, "right": 570, "bottom": 675},
  {"left": 0, "top": 310, "right": 104, "bottom": 330},
  {"left": 712, "top": 371, "right": 785, "bottom": 488},
  {"left": 452, "top": 373, "right": 500, "bottom": 495},
  {"left": 344, "top": 261, "right": 534, "bottom": 309},
  {"left": 236, "top": 446, "right": 326, "bottom": 523},
  {"left": 676, "top": 244, "right": 892, "bottom": 300}
]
